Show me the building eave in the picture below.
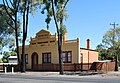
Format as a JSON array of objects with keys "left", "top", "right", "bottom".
[{"left": 80, "top": 47, "right": 97, "bottom": 52}]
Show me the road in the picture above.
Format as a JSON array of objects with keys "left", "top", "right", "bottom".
[{"left": 0, "top": 74, "right": 120, "bottom": 83}]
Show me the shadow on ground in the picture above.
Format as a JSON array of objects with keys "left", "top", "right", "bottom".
[{"left": 64, "top": 71, "right": 105, "bottom": 76}]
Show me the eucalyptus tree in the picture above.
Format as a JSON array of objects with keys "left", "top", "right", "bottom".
[
  {"left": 2, "top": 0, "right": 21, "bottom": 64},
  {"left": 103, "top": 27, "right": 120, "bottom": 71},
  {"left": 19, "top": 0, "right": 40, "bottom": 72},
  {"left": 41, "top": 0, "right": 69, "bottom": 75},
  {"left": 2, "top": 0, "right": 40, "bottom": 72},
  {"left": 96, "top": 27, "right": 120, "bottom": 71},
  {"left": 19, "top": 0, "right": 31, "bottom": 72},
  {"left": 0, "top": 4, "right": 17, "bottom": 54},
  {"left": 96, "top": 44, "right": 108, "bottom": 60}
]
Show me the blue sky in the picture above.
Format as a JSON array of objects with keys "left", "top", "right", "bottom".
[{"left": 1, "top": 0, "right": 120, "bottom": 50}]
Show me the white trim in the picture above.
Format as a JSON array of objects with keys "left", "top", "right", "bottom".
[{"left": 0, "top": 63, "right": 18, "bottom": 65}]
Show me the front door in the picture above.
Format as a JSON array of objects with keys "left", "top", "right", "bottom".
[{"left": 31, "top": 52, "right": 38, "bottom": 70}]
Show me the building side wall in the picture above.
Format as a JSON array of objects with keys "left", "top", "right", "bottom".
[
  {"left": 80, "top": 49, "right": 98, "bottom": 63},
  {"left": 89, "top": 51, "right": 98, "bottom": 63}
]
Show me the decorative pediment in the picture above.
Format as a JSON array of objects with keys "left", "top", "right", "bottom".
[
  {"left": 36, "top": 29, "right": 50, "bottom": 35},
  {"left": 35, "top": 29, "right": 51, "bottom": 39}
]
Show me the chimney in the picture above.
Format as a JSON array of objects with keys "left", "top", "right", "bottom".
[
  {"left": 87, "top": 39, "right": 90, "bottom": 49},
  {"left": 63, "top": 33, "right": 68, "bottom": 41}
]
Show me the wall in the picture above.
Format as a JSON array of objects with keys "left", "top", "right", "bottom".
[
  {"left": 62, "top": 38, "right": 80, "bottom": 63},
  {"left": 80, "top": 48, "right": 98, "bottom": 63},
  {"left": 19, "top": 30, "right": 98, "bottom": 70},
  {"left": 19, "top": 30, "right": 80, "bottom": 70}
]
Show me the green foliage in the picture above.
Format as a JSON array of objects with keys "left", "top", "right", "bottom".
[
  {"left": 2, "top": 48, "right": 17, "bottom": 63},
  {"left": 10, "top": 48, "right": 17, "bottom": 56},
  {"left": 2, "top": 51, "right": 10, "bottom": 63},
  {"left": 0, "top": 58, "right": 2, "bottom": 63},
  {"left": 19, "top": 0, "right": 41, "bottom": 14},
  {"left": 60, "top": 25, "right": 67, "bottom": 37},
  {"left": 96, "top": 44, "right": 107, "bottom": 60},
  {"left": 0, "top": 4, "right": 21, "bottom": 52},
  {"left": 41, "top": 0, "right": 69, "bottom": 31},
  {"left": 0, "top": 4, "right": 15, "bottom": 50},
  {"left": 102, "top": 28, "right": 120, "bottom": 47},
  {"left": 96, "top": 27, "right": 120, "bottom": 62},
  {"left": 41, "top": 0, "right": 52, "bottom": 29}
]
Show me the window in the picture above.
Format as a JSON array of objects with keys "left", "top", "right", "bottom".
[
  {"left": 62, "top": 51, "right": 72, "bottom": 63},
  {"left": 42, "top": 53, "right": 51, "bottom": 63},
  {"left": 21, "top": 54, "right": 28, "bottom": 64},
  {"left": 62, "top": 53, "right": 66, "bottom": 62},
  {"left": 25, "top": 54, "right": 28, "bottom": 64}
]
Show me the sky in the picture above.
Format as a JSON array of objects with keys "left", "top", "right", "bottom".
[{"left": 1, "top": 0, "right": 120, "bottom": 50}]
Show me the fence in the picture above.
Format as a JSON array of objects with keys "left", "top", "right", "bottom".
[
  {"left": 32, "top": 61, "right": 115, "bottom": 72},
  {"left": 0, "top": 61, "right": 115, "bottom": 72},
  {"left": 94, "top": 61, "right": 115, "bottom": 72},
  {"left": 0, "top": 65, "right": 4, "bottom": 71},
  {"left": 32, "top": 63, "right": 97, "bottom": 71}
]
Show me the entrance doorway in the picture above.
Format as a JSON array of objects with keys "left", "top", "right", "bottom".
[{"left": 31, "top": 52, "right": 38, "bottom": 70}]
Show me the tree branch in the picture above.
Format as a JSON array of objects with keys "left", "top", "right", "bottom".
[
  {"left": 63, "top": 0, "right": 69, "bottom": 10},
  {"left": 51, "top": 0, "right": 59, "bottom": 33},
  {"left": 5, "top": 0, "right": 14, "bottom": 14},
  {"left": 16, "top": 0, "right": 20, "bottom": 13},
  {"left": 6, "top": 21, "right": 15, "bottom": 29},
  {"left": 25, "top": 5, "right": 29, "bottom": 39},
  {"left": 2, "top": 0, "right": 15, "bottom": 22},
  {"left": 23, "top": 0, "right": 26, "bottom": 41},
  {"left": 9, "top": 0, "right": 14, "bottom": 8}
]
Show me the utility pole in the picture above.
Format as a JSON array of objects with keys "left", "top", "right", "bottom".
[
  {"left": 110, "top": 22, "right": 118, "bottom": 29},
  {"left": 110, "top": 22, "right": 119, "bottom": 71}
]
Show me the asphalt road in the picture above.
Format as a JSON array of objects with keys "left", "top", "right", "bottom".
[{"left": 0, "top": 74, "right": 120, "bottom": 83}]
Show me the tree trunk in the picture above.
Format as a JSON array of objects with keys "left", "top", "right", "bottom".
[
  {"left": 58, "top": 33, "right": 63, "bottom": 75},
  {"left": 59, "top": 16, "right": 64, "bottom": 74},
  {"left": 51, "top": 0, "right": 63, "bottom": 75},
  {"left": 115, "top": 55, "right": 118, "bottom": 71},
  {"left": 15, "top": 11, "right": 20, "bottom": 66},
  {"left": 21, "top": 1, "right": 29, "bottom": 73},
  {"left": 21, "top": 4, "right": 26, "bottom": 72},
  {"left": 21, "top": 37, "right": 26, "bottom": 72}
]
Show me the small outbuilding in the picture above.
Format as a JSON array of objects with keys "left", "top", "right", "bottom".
[{"left": 8, "top": 56, "right": 18, "bottom": 63}]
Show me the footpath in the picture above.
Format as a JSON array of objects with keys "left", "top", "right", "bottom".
[
  {"left": 0, "top": 70, "right": 120, "bottom": 77},
  {"left": 22, "top": 71, "right": 120, "bottom": 77},
  {"left": 97, "top": 71, "right": 120, "bottom": 77}
]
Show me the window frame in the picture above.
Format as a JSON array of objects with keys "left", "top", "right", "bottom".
[
  {"left": 25, "top": 54, "right": 28, "bottom": 64},
  {"left": 42, "top": 52, "right": 51, "bottom": 63},
  {"left": 21, "top": 54, "right": 28, "bottom": 64},
  {"left": 62, "top": 51, "right": 72, "bottom": 63}
]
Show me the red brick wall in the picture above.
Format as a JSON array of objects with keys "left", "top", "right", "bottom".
[{"left": 80, "top": 48, "right": 98, "bottom": 63}]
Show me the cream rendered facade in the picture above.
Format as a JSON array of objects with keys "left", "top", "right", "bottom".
[{"left": 19, "top": 29, "right": 80, "bottom": 70}]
